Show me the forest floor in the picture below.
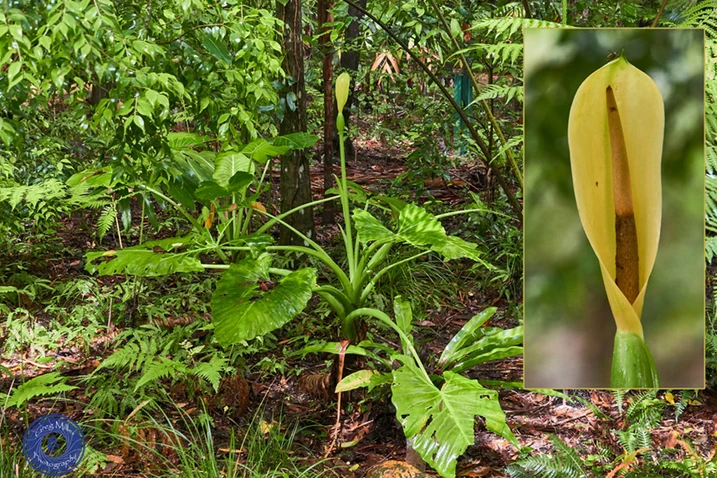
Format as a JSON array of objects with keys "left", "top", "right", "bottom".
[{"left": 1, "top": 139, "right": 716, "bottom": 477}]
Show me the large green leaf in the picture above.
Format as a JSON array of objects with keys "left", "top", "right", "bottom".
[
  {"left": 432, "top": 235, "right": 493, "bottom": 269},
  {"left": 85, "top": 249, "right": 203, "bottom": 276},
  {"left": 214, "top": 152, "right": 252, "bottom": 186},
  {"left": 335, "top": 370, "right": 383, "bottom": 393},
  {"left": 447, "top": 326, "right": 523, "bottom": 368},
  {"left": 372, "top": 195, "right": 408, "bottom": 219},
  {"left": 227, "top": 171, "right": 255, "bottom": 194},
  {"left": 354, "top": 204, "right": 450, "bottom": 248},
  {"left": 212, "top": 257, "right": 317, "bottom": 346},
  {"left": 167, "top": 132, "right": 210, "bottom": 148},
  {"left": 202, "top": 34, "right": 232, "bottom": 65},
  {"left": 66, "top": 167, "right": 113, "bottom": 188},
  {"left": 392, "top": 359, "right": 516, "bottom": 478},
  {"left": 165, "top": 177, "right": 197, "bottom": 212},
  {"left": 291, "top": 341, "right": 372, "bottom": 358},
  {"left": 327, "top": 180, "right": 368, "bottom": 203},
  {"left": 450, "top": 345, "right": 523, "bottom": 374},
  {"left": 196, "top": 172, "right": 254, "bottom": 202},
  {"left": 272, "top": 132, "right": 319, "bottom": 149},
  {"left": 396, "top": 204, "right": 447, "bottom": 246},
  {"left": 439, "top": 308, "right": 497, "bottom": 367},
  {"left": 242, "top": 139, "right": 290, "bottom": 164},
  {"left": 394, "top": 297, "right": 414, "bottom": 355},
  {"left": 85, "top": 236, "right": 200, "bottom": 276},
  {"left": 141, "top": 235, "right": 196, "bottom": 251},
  {"left": 353, "top": 210, "right": 394, "bottom": 243},
  {"left": 174, "top": 150, "right": 215, "bottom": 182},
  {"left": 194, "top": 181, "right": 229, "bottom": 202}
]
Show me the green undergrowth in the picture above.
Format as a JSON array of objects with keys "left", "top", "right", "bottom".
[
  {"left": 505, "top": 390, "right": 713, "bottom": 478},
  {"left": 0, "top": 396, "right": 335, "bottom": 477}
]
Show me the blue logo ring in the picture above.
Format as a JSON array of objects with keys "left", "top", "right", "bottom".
[{"left": 22, "top": 414, "right": 85, "bottom": 477}]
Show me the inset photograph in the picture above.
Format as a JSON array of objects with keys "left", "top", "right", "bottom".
[{"left": 524, "top": 28, "right": 705, "bottom": 389}]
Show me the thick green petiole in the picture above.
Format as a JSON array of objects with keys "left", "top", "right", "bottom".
[{"left": 610, "top": 331, "right": 659, "bottom": 388}]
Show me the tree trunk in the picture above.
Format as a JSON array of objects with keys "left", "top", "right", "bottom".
[
  {"left": 318, "top": 0, "right": 336, "bottom": 224},
  {"left": 277, "top": 0, "right": 315, "bottom": 245},
  {"left": 335, "top": 0, "right": 367, "bottom": 161}
]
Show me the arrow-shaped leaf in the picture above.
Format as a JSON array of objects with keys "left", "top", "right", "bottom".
[
  {"left": 242, "top": 139, "right": 290, "bottom": 164},
  {"left": 212, "top": 257, "right": 316, "bottom": 346},
  {"left": 439, "top": 308, "right": 497, "bottom": 367},
  {"left": 396, "top": 203, "right": 447, "bottom": 246},
  {"left": 353, "top": 210, "right": 394, "bottom": 243},
  {"left": 271, "top": 132, "right": 319, "bottom": 149},
  {"left": 214, "top": 152, "right": 252, "bottom": 187}
]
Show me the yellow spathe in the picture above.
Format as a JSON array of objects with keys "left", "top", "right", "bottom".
[
  {"left": 335, "top": 72, "right": 351, "bottom": 113},
  {"left": 568, "top": 56, "right": 664, "bottom": 337}
]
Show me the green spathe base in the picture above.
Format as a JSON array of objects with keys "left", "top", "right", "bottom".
[{"left": 610, "top": 331, "right": 660, "bottom": 388}]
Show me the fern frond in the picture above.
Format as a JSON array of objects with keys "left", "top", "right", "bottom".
[
  {"left": 193, "top": 355, "right": 227, "bottom": 393},
  {"left": 707, "top": 146, "right": 717, "bottom": 175},
  {"left": 96, "top": 343, "right": 143, "bottom": 372},
  {"left": 707, "top": 236, "right": 717, "bottom": 264},
  {"left": 549, "top": 434, "right": 588, "bottom": 477},
  {"left": 6, "top": 372, "right": 77, "bottom": 408},
  {"left": 706, "top": 175, "right": 717, "bottom": 232},
  {"left": 97, "top": 204, "right": 117, "bottom": 243},
  {"left": 3, "top": 184, "right": 28, "bottom": 209},
  {"left": 616, "top": 429, "right": 638, "bottom": 454},
  {"left": 473, "top": 84, "right": 524, "bottom": 104},
  {"left": 456, "top": 42, "right": 523, "bottom": 66},
  {"left": 506, "top": 453, "right": 585, "bottom": 478},
  {"left": 675, "top": 0, "right": 717, "bottom": 38},
  {"left": 66, "top": 181, "right": 111, "bottom": 209},
  {"left": 613, "top": 389, "right": 626, "bottom": 414},
  {"left": 135, "top": 357, "right": 188, "bottom": 392},
  {"left": 23, "top": 179, "right": 67, "bottom": 207},
  {"left": 634, "top": 425, "right": 653, "bottom": 450},
  {"left": 673, "top": 393, "right": 691, "bottom": 423},
  {"left": 707, "top": 332, "right": 717, "bottom": 355},
  {"left": 473, "top": 17, "right": 563, "bottom": 40},
  {"left": 506, "top": 434, "right": 587, "bottom": 478},
  {"left": 595, "top": 441, "right": 614, "bottom": 462}
]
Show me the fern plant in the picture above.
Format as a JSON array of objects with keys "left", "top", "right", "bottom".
[
  {"left": 505, "top": 434, "right": 589, "bottom": 478},
  {"left": 2, "top": 372, "right": 77, "bottom": 409},
  {"left": 85, "top": 321, "right": 235, "bottom": 418}
]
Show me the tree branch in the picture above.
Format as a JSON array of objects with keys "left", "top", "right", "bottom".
[{"left": 651, "top": 0, "right": 668, "bottom": 27}]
